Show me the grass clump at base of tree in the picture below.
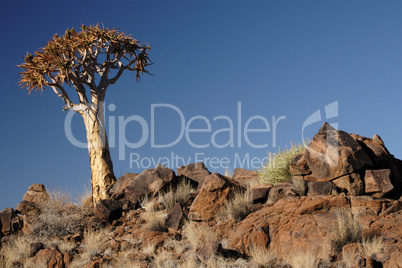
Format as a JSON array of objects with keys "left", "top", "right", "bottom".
[{"left": 259, "top": 142, "right": 307, "bottom": 186}]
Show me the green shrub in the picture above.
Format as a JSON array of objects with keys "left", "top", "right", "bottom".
[{"left": 259, "top": 142, "right": 306, "bottom": 185}]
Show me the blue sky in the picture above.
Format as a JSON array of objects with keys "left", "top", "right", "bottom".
[{"left": 1, "top": 1, "right": 402, "bottom": 209}]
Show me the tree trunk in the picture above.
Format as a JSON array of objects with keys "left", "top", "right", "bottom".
[{"left": 82, "top": 106, "right": 116, "bottom": 204}]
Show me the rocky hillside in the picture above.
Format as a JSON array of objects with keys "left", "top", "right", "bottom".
[{"left": 0, "top": 123, "right": 401, "bottom": 267}]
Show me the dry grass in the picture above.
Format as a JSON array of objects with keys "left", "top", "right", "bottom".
[
  {"left": 342, "top": 236, "right": 385, "bottom": 267},
  {"left": 249, "top": 245, "right": 277, "bottom": 267},
  {"left": 44, "top": 238, "right": 76, "bottom": 254},
  {"left": 182, "top": 221, "right": 219, "bottom": 250},
  {"left": 259, "top": 142, "right": 306, "bottom": 186},
  {"left": 219, "top": 189, "right": 252, "bottom": 223},
  {"left": 160, "top": 180, "right": 194, "bottom": 211},
  {"left": 31, "top": 188, "right": 85, "bottom": 239},
  {"left": 140, "top": 195, "right": 168, "bottom": 232},
  {"left": 68, "top": 228, "right": 111, "bottom": 268},
  {"left": 144, "top": 211, "right": 167, "bottom": 232},
  {"left": 360, "top": 236, "right": 384, "bottom": 255},
  {"left": 335, "top": 209, "right": 361, "bottom": 249},
  {"left": 75, "top": 183, "right": 93, "bottom": 209},
  {"left": 0, "top": 235, "right": 33, "bottom": 267},
  {"left": 286, "top": 250, "right": 318, "bottom": 268},
  {"left": 151, "top": 249, "right": 175, "bottom": 268},
  {"left": 82, "top": 228, "right": 111, "bottom": 253},
  {"left": 140, "top": 195, "right": 156, "bottom": 212}
]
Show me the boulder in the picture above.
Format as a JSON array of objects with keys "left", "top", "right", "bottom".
[
  {"left": 364, "top": 169, "right": 394, "bottom": 198},
  {"left": 353, "top": 255, "right": 375, "bottom": 268},
  {"left": 228, "top": 195, "right": 349, "bottom": 256},
  {"left": 266, "top": 183, "right": 298, "bottom": 204},
  {"left": 177, "top": 162, "right": 211, "bottom": 189},
  {"left": 304, "top": 122, "right": 372, "bottom": 182},
  {"left": 165, "top": 203, "right": 183, "bottom": 232},
  {"left": 95, "top": 199, "right": 123, "bottom": 223},
  {"left": 16, "top": 200, "right": 40, "bottom": 215},
  {"left": 307, "top": 181, "right": 332, "bottom": 196},
  {"left": 116, "top": 165, "right": 177, "bottom": 206},
  {"left": 0, "top": 207, "right": 17, "bottom": 236},
  {"left": 332, "top": 173, "right": 364, "bottom": 196},
  {"left": 290, "top": 153, "right": 311, "bottom": 176},
  {"left": 248, "top": 183, "right": 273, "bottom": 204},
  {"left": 35, "top": 248, "right": 64, "bottom": 268},
  {"left": 351, "top": 133, "right": 402, "bottom": 193},
  {"left": 232, "top": 168, "right": 260, "bottom": 188},
  {"left": 109, "top": 173, "right": 139, "bottom": 200},
  {"left": 188, "top": 173, "right": 242, "bottom": 221},
  {"left": 22, "top": 184, "right": 48, "bottom": 203},
  {"left": 197, "top": 241, "right": 222, "bottom": 262}
]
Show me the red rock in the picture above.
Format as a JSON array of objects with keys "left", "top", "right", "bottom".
[
  {"left": 351, "top": 133, "right": 402, "bottom": 195},
  {"left": 94, "top": 199, "right": 122, "bottom": 223},
  {"left": 305, "top": 123, "right": 372, "bottom": 182},
  {"left": 16, "top": 200, "right": 39, "bottom": 215},
  {"left": 307, "top": 181, "right": 332, "bottom": 196},
  {"left": 35, "top": 248, "right": 64, "bottom": 268},
  {"left": 116, "top": 165, "right": 177, "bottom": 206},
  {"left": 290, "top": 153, "right": 311, "bottom": 176},
  {"left": 248, "top": 183, "right": 273, "bottom": 204},
  {"left": 332, "top": 173, "right": 364, "bottom": 196},
  {"left": 371, "top": 252, "right": 390, "bottom": 264},
  {"left": 353, "top": 255, "right": 375, "bottom": 268},
  {"left": 165, "top": 203, "right": 183, "bottom": 232},
  {"left": 197, "top": 241, "right": 222, "bottom": 262},
  {"left": 228, "top": 195, "right": 349, "bottom": 256},
  {"left": 188, "top": 173, "right": 242, "bottom": 221},
  {"left": 0, "top": 207, "right": 17, "bottom": 236},
  {"left": 364, "top": 169, "right": 394, "bottom": 197},
  {"left": 177, "top": 162, "right": 211, "bottom": 189},
  {"left": 266, "top": 183, "right": 297, "bottom": 204},
  {"left": 232, "top": 168, "right": 260, "bottom": 188},
  {"left": 109, "top": 173, "right": 139, "bottom": 199},
  {"left": 384, "top": 251, "right": 402, "bottom": 267},
  {"left": 23, "top": 190, "right": 48, "bottom": 203},
  {"left": 28, "top": 183, "right": 46, "bottom": 192}
]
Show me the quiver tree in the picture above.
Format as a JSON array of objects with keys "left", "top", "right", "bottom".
[{"left": 18, "top": 24, "right": 151, "bottom": 204}]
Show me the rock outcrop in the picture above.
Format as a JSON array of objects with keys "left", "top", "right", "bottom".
[
  {"left": 1, "top": 124, "right": 402, "bottom": 267},
  {"left": 291, "top": 122, "right": 402, "bottom": 199}
]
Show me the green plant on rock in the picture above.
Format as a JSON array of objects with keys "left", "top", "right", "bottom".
[{"left": 259, "top": 142, "right": 306, "bottom": 186}]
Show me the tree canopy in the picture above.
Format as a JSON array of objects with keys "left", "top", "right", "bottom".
[{"left": 18, "top": 23, "right": 152, "bottom": 112}]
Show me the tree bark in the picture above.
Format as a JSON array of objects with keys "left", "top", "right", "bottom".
[{"left": 82, "top": 105, "right": 116, "bottom": 204}]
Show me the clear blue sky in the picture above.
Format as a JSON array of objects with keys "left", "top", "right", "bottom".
[{"left": 1, "top": 0, "right": 402, "bottom": 209}]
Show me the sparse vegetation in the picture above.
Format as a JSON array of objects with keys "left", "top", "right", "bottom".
[
  {"left": 342, "top": 236, "right": 385, "bottom": 267},
  {"left": 286, "top": 250, "right": 319, "bottom": 268},
  {"left": 144, "top": 210, "right": 167, "bottom": 232},
  {"left": 160, "top": 179, "right": 194, "bottom": 211},
  {"left": 249, "top": 245, "right": 277, "bottom": 267},
  {"left": 30, "top": 189, "right": 86, "bottom": 239},
  {"left": 259, "top": 142, "right": 306, "bottom": 185},
  {"left": 219, "top": 189, "right": 253, "bottom": 222},
  {"left": 182, "top": 220, "right": 219, "bottom": 250},
  {"left": 0, "top": 236, "right": 33, "bottom": 267},
  {"left": 141, "top": 195, "right": 167, "bottom": 232},
  {"left": 335, "top": 209, "right": 361, "bottom": 249}
]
